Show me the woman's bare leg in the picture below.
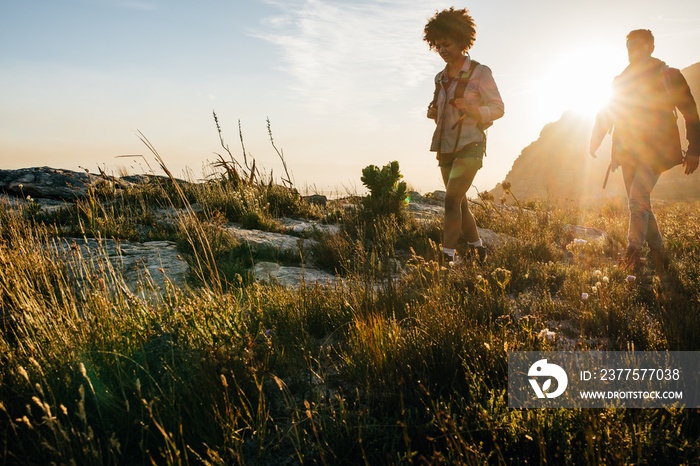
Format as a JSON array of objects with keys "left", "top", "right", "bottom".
[{"left": 440, "top": 157, "right": 480, "bottom": 250}]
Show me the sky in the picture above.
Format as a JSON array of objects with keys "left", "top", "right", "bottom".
[{"left": 2, "top": 0, "right": 700, "bottom": 195}]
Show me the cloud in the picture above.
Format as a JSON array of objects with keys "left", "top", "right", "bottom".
[{"left": 254, "top": 0, "right": 443, "bottom": 118}]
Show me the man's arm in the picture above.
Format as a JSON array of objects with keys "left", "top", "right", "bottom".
[{"left": 670, "top": 69, "right": 700, "bottom": 174}]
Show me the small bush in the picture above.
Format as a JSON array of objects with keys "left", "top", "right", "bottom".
[{"left": 360, "top": 161, "right": 408, "bottom": 220}]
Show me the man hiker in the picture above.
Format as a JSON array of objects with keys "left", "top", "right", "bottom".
[{"left": 590, "top": 29, "right": 700, "bottom": 270}]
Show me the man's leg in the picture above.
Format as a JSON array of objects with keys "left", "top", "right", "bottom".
[{"left": 623, "top": 163, "right": 661, "bottom": 250}]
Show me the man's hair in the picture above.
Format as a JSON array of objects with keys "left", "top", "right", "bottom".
[
  {"left": 626, "top": 29, "right": 654, "bottom": 46},
  {"left": 423, "top": 7, "right": 476, "bottom": 52}
]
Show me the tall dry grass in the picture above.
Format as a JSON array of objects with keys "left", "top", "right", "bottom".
[{"left": 2, "top": 162, "right": 700, "bottom": 464}]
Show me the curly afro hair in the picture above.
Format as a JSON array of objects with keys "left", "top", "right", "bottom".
[{"left": 423, "top": 7, "right": 476, "bottom": 53}]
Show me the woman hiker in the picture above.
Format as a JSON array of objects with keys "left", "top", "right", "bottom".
[{"left": 424, "top": 7, "right": 504, "bottom": 265}]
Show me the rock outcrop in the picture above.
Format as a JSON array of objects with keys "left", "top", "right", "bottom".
[
  {"left": 0, "top": 167, "right": 98, "bottom": 200},
  {"left": 0, "top": 167, "right": 192, "bottom": 201}
]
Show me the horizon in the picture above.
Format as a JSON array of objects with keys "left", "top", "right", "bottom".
[{"left": 2, "top": 1, "right": 700, "bottom": 195}]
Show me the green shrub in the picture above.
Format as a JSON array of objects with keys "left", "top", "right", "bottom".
[{"left": 360, "top": 161, "right": 408, "bottom": 219}]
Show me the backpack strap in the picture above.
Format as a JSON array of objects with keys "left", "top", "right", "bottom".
[
  {"left": 449, "top": 60, "right": 482, "bottom": 153},
  {"left": 453, "top": 59, "right": 480, "bottom": 101},
  {"left": 430, "top": 59, "right": 480, "bottom": 108},
  {"left": 660, "top": 64, "right": 678, "bottom": 119}
]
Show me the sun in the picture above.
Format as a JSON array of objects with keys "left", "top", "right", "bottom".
[{"left": 533, "top": 44, "right": 625, "bottom": 122}]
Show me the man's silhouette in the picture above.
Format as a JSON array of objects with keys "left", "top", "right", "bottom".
[{"left": 590, "top": 29, "right": 700, "bottom": 269}]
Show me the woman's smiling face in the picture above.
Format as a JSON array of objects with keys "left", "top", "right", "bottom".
[{"left": 435, "top": 37, "right": 465, "bottom": 64}]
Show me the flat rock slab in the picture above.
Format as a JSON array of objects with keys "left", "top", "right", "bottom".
[
  {"left": 407, "top": 202, "right": 443, "bottom": 220},
  {"left": 478, "top": 227, "right": 513, "bottom": 248},
  {"left": 276, "top": 218, "right": 340, "bottom": 236},
  {"left": 253, "top": 261, "right": 338, "bottom": 288},
  {"left": 223, "top": 225, "right": 318, "bottom": 255},
  {"left": 50, "top": 237, "right": 188, "bottom": 293}
]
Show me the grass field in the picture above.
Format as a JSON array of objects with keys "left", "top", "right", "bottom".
[{"left": 2, "top": 161, "right": 700, "bottom": 465}]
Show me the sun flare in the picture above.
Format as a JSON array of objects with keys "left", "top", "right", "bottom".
[{"left": 533, "top": 44, "right": 625, "bottom": 122}]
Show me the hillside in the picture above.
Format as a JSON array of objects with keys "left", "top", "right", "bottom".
[{"left": 492, "top": 61, "right": 700, "bottom": 203}]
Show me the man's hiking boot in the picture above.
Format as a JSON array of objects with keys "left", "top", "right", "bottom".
[
  {"left": 617, "top": 245, "right": 641, "bottom": 271},
  {"left": 648, "top": 246, "right": 667, "bottom": 273}
]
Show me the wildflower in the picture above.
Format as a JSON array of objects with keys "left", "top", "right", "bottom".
[
  {"left": 582, "top": 292, "right": 589, "bottom": 300},
  {"left": 603, "top": 276, "right": 609, "bottom": 283},
  {"left": 591, "top": 286, "right": 597, "bottom": 293},
  {"left": 595, "top": 281, "right": 602, "bottom": 288},
  {"left": 626, "top": 275, "right": 636, "bottom": 283},
  {"left": 495, "top": 315, "right": 512, "bottom": 326},
  {"left": 594, "top": 270, "right": 602, "bottom": 277},
  {"left": 538, "top": 328, "right": 556, "bottom": 340}
]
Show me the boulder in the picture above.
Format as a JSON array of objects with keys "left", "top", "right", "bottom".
[
  {"left": 302, "top": 194, "right": 327, "bottom": 206},
  {"left": 407, "top": 191, "right": 424, "bottom": 203}
]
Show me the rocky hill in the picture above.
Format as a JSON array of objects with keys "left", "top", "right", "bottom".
[{"left": 492, "top": 61, "right": 700, "bottom": 203}]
